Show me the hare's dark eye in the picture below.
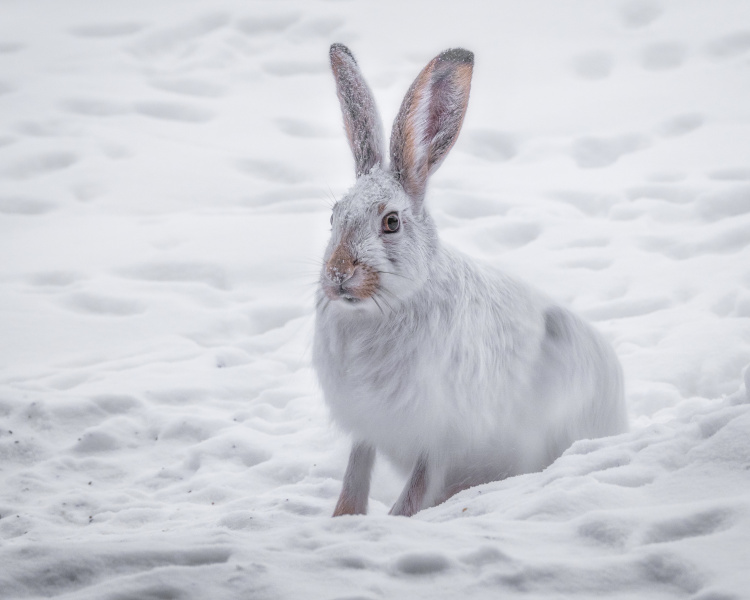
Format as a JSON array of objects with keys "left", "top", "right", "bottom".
[
  {"left": 383, "top": 212, "right": 400, "bottom": 233},
  {"left": 330, "top": 213, "right": 333, "bottom": 225}
]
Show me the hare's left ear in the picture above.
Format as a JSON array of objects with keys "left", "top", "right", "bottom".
[
  {"left": 330, "top": 43, "right": 385, "bottom": 179},
  {"left": 390, "top": 49, "right": 473, "bottom": 207}
]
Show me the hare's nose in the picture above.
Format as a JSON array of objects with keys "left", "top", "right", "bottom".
[{"left": 326, "top": 245, "right": 356, "bottom": 284}]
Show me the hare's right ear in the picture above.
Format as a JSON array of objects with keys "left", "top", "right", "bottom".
[
  {"left": 390, "top": 49, "right": 473, "bottom": 208},
  {"left": 330, "top": 43, "right": 385, "bottom": 179}
]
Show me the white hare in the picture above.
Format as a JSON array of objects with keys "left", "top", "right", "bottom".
[{"left": 313, "top": 44, "right": 628, "bottom": 517}]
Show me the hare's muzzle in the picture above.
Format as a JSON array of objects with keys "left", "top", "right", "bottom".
[{"left": 323, "top": 244, "right": 379, "bottom": 303}]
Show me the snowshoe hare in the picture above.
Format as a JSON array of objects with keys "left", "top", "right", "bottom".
[{"left": 314, "top": 44, "right": 628, "bottom": 517}]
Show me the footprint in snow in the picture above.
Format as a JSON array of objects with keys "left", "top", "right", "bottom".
[
  {"left": 708, "top": 167, "right": 750, "bottom": 181},
  {"left": 655, "top": 113, "right": 704, "bottom": 137},
  {"left": 639, "top": 42, "right": 688, "bottom": 71},
  {"left": 60, "top": 97, "right": 131, "bottom": 117},
  {"left": 1, "top": 152, "right": 78, "bottom": 179},
  {"left": 642, "top": 507, "right": 734, "bottom": 544},
  {"left": 149, "top": 77, "right": 226, "bottom": 98},
  {"left": 236, "top": 158, "right": 308, "bottom": 184},
  {"left": 461, "top": 129, "right": 519, "bottom": 162},
  {"left": 134, "top": 101, "right": 213, "bottom": 123},
  {"left": 274, "top": 117, "right": 336, "bottom": 138},
  {"left": 570, "top": 134, "right": 650, "bottom": 169},
  {"left": 619, "top": 0, "right": 663, "bottom": 29},
  {"left": 625, "top": 184, "right": 697, "bottom": 204},
  {"left": 392, "top": 552, "right": 452, "bottom": 576},
  {"left": 235, "top": 14, "right": 299, "bottom": 36},
  {"left": 262, "top": 60, "right": 327, "bottom": 77},
  {"left": 0, "top": 42, "right": 24, "bottom": 54},
  {"left": 119, "top": 261, "right": 230, "bottom": 290},
  {"left": 695, "top": 185, "right": 750, "bottom": 221},
  {"left": 704, "top": 30, "right": 750, "bottom": 60},
  {"left": 638, "top": 222, "right": 750, "bottom": 259},
  {"left": 62, "top": 292, "right": 146, "bottom": 316},
  {"left": 460, "top": 129, "right": 519, "bottom": 162},
  {"left": 570, "top": 50, "right": 615, "bottom": 80},
  {"left": 0, "top": 196, "right": 57, "bottom": 215},
  {"left": 92, "top": 394, "right": 143, "bottom": 414},
  {"left": 552, "top": 190, "right": 620, "bottom": 216},
  {"left": 68, "top": 22, "right": 146, "bottom": 38},
  {"left": 128, "top": 12, "right": 229, "bottom": 59},
  {"left": 29, "top": 271, "right": 82, "bottom": 286},
  {"left": 288, "top": 17, "right": 345, "bottom": 41}
]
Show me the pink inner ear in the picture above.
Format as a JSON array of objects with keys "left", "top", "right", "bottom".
[{"left": 390, "top": 50, "right": 473, "bottom": 205}]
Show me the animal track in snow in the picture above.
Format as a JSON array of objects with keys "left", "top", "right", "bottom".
[
  {"left": 289, "top": 17, "right": 345, "bottom": 41},
  {"left": 119, "top": 261, "right": 230, "bottom": 289},
  {"left": 392, "top": 552, "right": 452, "bottom": 576},
  {"left": 92, "top": 394, "right": 142, "bottom": 414},
  {"left": 656, "top": 113, "right": 704, "bottom": 137},
  {"left": 60, "top": 97, "right": 131, "bottom": 117},
  {"left": 704, "top": 30, "right": 750, "bottom": 60},
  {"left": 29, "top": 271, "right": 82, "bottom": 286},
  {"left": 128, "top": 12, "right": 229, "bottom": 59},
  {"left": 149, "top": 77, "right": 226, "bottom": 98},
  {"left": 552, "top": 190, "right": 621, "bottom": 216},
  {"left": 570, "top": 134, "right": 650, "bottom": 168},
  {"left": 436, "top": 195, "right": 509, "bottom": 220},
  {"left": 68, "top": 22, "right": 146, "bottom": 38},
  {"left": 619, "top": 0, "right": 663, "bottom": 28},
  {"left": 577, "top": 514, "right": 633, "bottom": 546},
  {"left": 62, "top": 292, "right": 146, "bottom": 316},
  {"left": 708, "top": 167, "right": 750, "bottom": 181},
  {"left": 559, "top": 256, "right": 613, "bottom": 270},
  {"left": 478, "top": 220, "right": 541, "bottom": 250},
  {"left": 236, "top": 158, "right": 308, "bottom": 184},
  {"left": 235, "top": 14, "right": 299, "bottom": 35},
  {"left": 642, "top": 508, "right": 734, "bottom": 544},
  {"left": 2, "top": 152, "right": 78, "bottom": 179},
  {"left": 583, "top": 297, "right": 672, "bottom": 321},
  {"left": 274, "top": 117, "right": 335, "bottom": 138},
  {"left": 261, "top": 60, "right": 327, "bottom": 76},
  {"left": 639, "top": 42, "right": 688, "bottom": 71},
  {"left": 134, "top": 101, "right": 213, "bottom": 123},
  {"left": 695, "top": 186, "right": 750, "bottom": 221},
  {"left": 625, "top": 184, "right": 697, "bottom": 204},
  {"left": 638, "top": 222, "right": 750, "bottom": 259},
  {"left": 0, "top": 42, "right": 23, "bottom": 54},
  {"left": 571, "top": 50, "right": 615, "bottom": 80},
  {"left": 0, "top": 196, "right": 57, "bottom": 215},
  {"left": 461, "top": 129, "right": 519, "bottom": 162}
]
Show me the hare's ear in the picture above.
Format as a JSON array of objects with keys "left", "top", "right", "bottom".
[
  {"left": 330, "top": 43, "right": 385, "bottom": 179},
  {"left": 390, "top": 49, "right": 473, "bottom": 207}
]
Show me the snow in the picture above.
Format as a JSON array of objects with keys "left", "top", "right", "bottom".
[{"left": 0, "top": 0, "right": 749, "bottom": 598}]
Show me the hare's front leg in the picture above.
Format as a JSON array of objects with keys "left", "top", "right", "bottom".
[
  {"left": 389, "top": 455, "right": 429, "bottom": 517},
  {"left": 333, "top": 441, "right": 375, "bottom": 516}
]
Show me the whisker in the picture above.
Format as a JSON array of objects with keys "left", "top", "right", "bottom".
[
  {"left": 371, "top": 294, "right": 385, "bottom": 316},
  {"left": 375, "top": 291, "right": 394, "bottom": 313},
  {"left": 376, "top": 269, "right": 412, "bottom": 282}
]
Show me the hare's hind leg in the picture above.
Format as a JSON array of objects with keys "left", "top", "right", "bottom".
[
  {"left": 333, "top": 441, "right": 375, "bottom": 516},
  {"left": 389, "top": 455, "right": 429, "bottom": 517}
]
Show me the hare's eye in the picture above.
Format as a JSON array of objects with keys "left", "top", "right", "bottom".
[
  {"left": 383, "top": 212, "right": 400, "bottom": 233},
  {"left": 330, "top": 213, "right": 334, "bottom": 225}
]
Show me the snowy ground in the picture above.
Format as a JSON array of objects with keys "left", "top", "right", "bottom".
[{"left": 1, "top": 0, "right": 749, "bottom": 598}]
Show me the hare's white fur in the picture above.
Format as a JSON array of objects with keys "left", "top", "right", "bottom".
[{"left": 314, "top": 45, "right": 627, "bottom": 517}]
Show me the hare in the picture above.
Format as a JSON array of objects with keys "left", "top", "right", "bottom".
[{"left": 313, "top": 44, "right": 628, "bottom": 517}]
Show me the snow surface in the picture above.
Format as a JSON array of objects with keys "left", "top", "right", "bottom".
[{"left": 1, "top": 0, "right": 749, "bottom": 598}]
